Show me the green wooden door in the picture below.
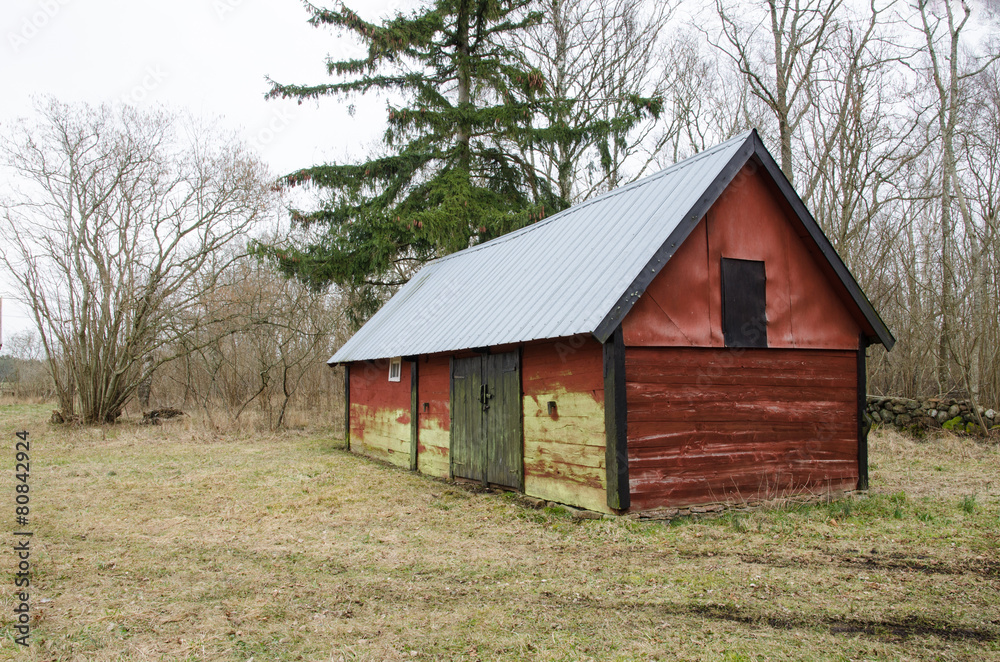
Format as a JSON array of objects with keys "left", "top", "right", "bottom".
[
  {"left": 451, "top": 356, "right": 484, "bottom": 482},
  {"left": 485, "top": 352, "right": 523, "bottom": 489},
  {"left": 450, "top": 351, "right": 522, "bottom": 489}
]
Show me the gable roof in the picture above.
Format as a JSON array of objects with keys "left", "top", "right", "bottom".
[{"left": 331, "top": 129, "right": 893, "bottom": 363}]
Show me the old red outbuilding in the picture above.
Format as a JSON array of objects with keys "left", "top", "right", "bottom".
[{"left": 329, "top": 130, "right": 894, "bottom": 514}]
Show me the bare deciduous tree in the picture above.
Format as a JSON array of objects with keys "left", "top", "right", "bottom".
[
  {"left": 0, "top": 100, "right": 275, "bottom": 423},
  {"left": 652, "top": 29, "right": 772, "bottom": 166},
  {"left": 911, "top": 0, "right": 999, "bottom": 403},
  {"left": 713, "top": 0, "right": 844, "bottom": 183},
  {"left": 519, "top": 0, "right": 674, "bottom": 203},
  {"left": 167, "top": 253, "right": 345, "bottom": 430},
  {"left": 961, "top": 62, "right": 1000, "bottom": 404}
]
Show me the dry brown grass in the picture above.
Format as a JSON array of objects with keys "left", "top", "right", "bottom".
[{"left": 0, "top": 406, "right": 997, "bottom": 661}]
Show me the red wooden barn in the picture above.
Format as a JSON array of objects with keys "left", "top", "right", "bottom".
[{"left": 329, "top": 130, "right": 894, "bottom": 514}]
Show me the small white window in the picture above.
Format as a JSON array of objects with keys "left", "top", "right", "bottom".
[{"left": 388, "top": 357, "right": 402, "bottom": 382}]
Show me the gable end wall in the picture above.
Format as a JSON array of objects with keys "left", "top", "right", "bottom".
[{"left": 620, "top": 164, "right": 862, "bottom": 511}]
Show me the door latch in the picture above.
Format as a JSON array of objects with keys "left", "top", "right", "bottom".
[{"left": 480, "top": 383, "right": 493, "bottom": 411}]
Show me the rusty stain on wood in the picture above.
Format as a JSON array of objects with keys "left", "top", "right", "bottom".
[
  {"left": 349, "top": 359, "right": 413, "bottom": 468},
  {"left": 417, "top": 354, "right": 451, "bottom": 478},
  {"left": 416, "top": 420, "right": 450, "bottom": 478},
  {"left": 623, "top": 165, "right": 864, "bottom": 351},
  {"left": 344, "top": 363, "right": 351, "bottom": 450},
  {"left": 522, "top": 337, "right": 611, "bottom": 514},
  {"left": 625, "top": 346, "right": 858, "bottom": 511},
  {"left": 349, "top": 403, "right": 412, "bottom": 467},
  {"left": 410, "top": 359, "right": 418, "bottom": 471}
]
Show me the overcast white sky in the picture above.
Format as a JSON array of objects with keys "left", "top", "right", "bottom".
[{"left": 1, "top": 0, "right": 407, "bottom": 342}]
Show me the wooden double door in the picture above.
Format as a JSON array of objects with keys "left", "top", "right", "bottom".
[{"left": 450, "top": 351, "right": 523, "bottom": 489}]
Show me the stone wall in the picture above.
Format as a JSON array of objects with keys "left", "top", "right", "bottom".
[{"left": 866, "top": 396, "right": 997, "bottom": 433}]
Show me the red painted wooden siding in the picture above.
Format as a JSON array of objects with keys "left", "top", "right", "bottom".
[
  {"left": 521, "top": 336, "right": 610, "bottom": 513},
  {"left": 349, "top": 359, "right": 412, "bottom": 467},
  {"left": 417, "top": 354, "right": 451, "bottom": 478},
  {"left": 623, "top": 164, "right": 863, "bottom": 350},
  {"left": 625, "top": 347, "right": 859, "bottom": 510}
]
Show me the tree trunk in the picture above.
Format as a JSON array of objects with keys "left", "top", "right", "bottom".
[{"left": 456, "top": 0, "right": 472, "bottom": 171}]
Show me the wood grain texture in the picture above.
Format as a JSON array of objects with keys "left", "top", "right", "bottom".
[
  {"left": 484, "top": 351, "right": 523, "bottom": 490},
  {"left": 417, "top": 355, "right": 450, "bottom": 478},
  {"left": 625, "top": 347, "right": 859, "bottom": 510},
  {"left": 622, "top": 164, "right": 865, "bottom": 351},
  {"left": 416, "top": 422, "right": 450, "bottom": 478},
  {"left": 349, "top": 359, "right": 412, "bottom": 468},
  {"left": 410, "top": 360, "right": 418, "bottom": 471},
  {"left": 344, "top": 364, "right": 351, "bottom": 451},
  {"left": 522, "top": 337, "right": 610, "bottom": 513},
  {"left": 451, "top": 356, "right": 483, "bottom": 483}
]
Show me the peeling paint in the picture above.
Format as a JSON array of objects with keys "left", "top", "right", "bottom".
[
  {"left": 522, "top": 338, "right": 611, "bottom": 514},
  {"left": 625, "top": 347, "right": 858, "bottom": 510},
  {"left": 350, "top": 403, "right": 411, "bottom": 468}
]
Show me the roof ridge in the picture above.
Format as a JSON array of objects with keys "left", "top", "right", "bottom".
[{"left": 425, "top": 130, "right": 754, "bottom": 267}]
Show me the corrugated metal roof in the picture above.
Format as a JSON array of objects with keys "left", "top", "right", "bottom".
[{"left": 331, "top": 131, "right": 755, "bottom": 363}]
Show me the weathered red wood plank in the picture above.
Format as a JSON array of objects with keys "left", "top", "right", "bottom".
[
  {"left": 628, "top": 419, "right": 855, "bottom": 441},
  {"left": 624, "top": 373, "right": 853, "bottom": 389},
  {"left": 523, "top": 371, "right": 605, "bottom": 396},
  {"left": 349, "top": 360, "right": 413, "bottom": 445},
  {"left": 628, "top": 447, "right": 858, "bottom": 471},
  {"left": 523, "top": 339, "right": 595, "bottom": 358},
  {"left": 629, "top": 463, "right": 859, "bottom": 487},
  {"left": 625, "top": 347, "right": 855, "bottom": 370},
  {"left": 627, "top": 436, "right": 857, "bottom": 457},
  {"left": 627, "top": 402, "right": 853, "bottom": 424},
  {"left": 418, "top": 354, "right": 450, "bottom": 433},
  {"left": 624, "top": 351, "right": 856, "bottom": 367},
  {"left": 629, "top": 476, "right": 859, "bottom": 510},
  {"left": 625, "top": 383, "right": 855, "bottom": 404},
  {"left": 522, "top": 354, "right": 602, "bottom": 373},
  {"left": 630, "top": 460, "right": 858, "bottom": 486},
  {"left": 628, "top": 436, "right": 857, "bottom": 458},
  {"left": 624, "top": 364, "right": 855, "bottom": 387},
  {"left": 622, "top": 345, "right": 858, "bottom": 511}
]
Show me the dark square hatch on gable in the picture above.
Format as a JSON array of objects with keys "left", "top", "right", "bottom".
[{"left": 721, "top": 258, "right": 767, "bottom": 348}]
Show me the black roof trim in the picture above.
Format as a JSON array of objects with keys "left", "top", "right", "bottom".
[
  {"left": 592, "top": 129, "right": 895, "bottom": 350},
  {"left": 748, "top": 132, "right": 894, "bottom": 349},
  {"left": 593, "top": 134, "right": 755, "bottom": 343}
]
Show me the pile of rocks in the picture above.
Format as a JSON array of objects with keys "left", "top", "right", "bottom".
[{"left": 867, "top": 396, "right": 996, "bottom": 433}]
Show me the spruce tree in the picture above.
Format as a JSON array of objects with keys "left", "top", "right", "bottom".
[{"left": 263, "top": 0, "right": 558, "bottom": 323}]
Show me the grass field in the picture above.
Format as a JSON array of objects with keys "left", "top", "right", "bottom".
[{"left": 0, "top": 402, "right": 997, "bottom": 661}]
